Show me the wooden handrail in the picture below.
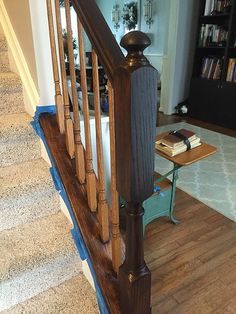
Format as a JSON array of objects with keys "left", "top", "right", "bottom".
[{"left": 71, "top": 0, "right": 124, "bottom": 83}]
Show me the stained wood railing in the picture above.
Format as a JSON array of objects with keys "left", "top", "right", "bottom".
[{"left": 46, "top": 0, "right": 158, "bottom": 313}]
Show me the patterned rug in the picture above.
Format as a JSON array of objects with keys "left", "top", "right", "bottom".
[{"left": 155, "top": 122, "right": 236, "bottom": 221}]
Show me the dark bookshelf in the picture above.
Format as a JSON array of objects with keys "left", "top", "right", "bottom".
[{"left": 188, "top": 0, "right": 236, "bottom": 130}]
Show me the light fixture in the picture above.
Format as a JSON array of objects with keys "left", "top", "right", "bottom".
[
  {"left": 144, "top": 0, "right": 154, "bottom": 29},
  {"left": 112, "top": 2, "right": 121, "bottom": 32}
]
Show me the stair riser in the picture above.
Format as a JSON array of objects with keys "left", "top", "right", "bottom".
[
  {"left": 0, "top": 92, "right": 25, "bottom": 115},
  {"left": 0, "top": 139, "right": 41, "bottom": 167},
  {"left": 0, "top": 51, "right": 10, "bottom": 72}
]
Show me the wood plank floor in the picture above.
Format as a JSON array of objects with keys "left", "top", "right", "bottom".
[
  {"left": 145, "top": 189, "right": 236, "bottom": 313},
  {"left": 151, "top": 113, "right": 236, "bottom": 313},
  {"left": 40, "top": 113, "right": 236, "bottom": 314}
]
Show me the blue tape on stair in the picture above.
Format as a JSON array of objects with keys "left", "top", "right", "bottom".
[{"left": 33, "top": 106, "right": 109, "bottom": 314}]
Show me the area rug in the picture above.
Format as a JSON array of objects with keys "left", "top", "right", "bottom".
[{"left": 155, "top": 122, "right": 236, "bottom": 221}]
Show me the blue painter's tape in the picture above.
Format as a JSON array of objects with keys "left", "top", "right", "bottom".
[{"left": 33, "top": 106, "right": 109, "bottom": 314}]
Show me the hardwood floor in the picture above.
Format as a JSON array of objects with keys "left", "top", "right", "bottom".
[
  {"left": 40, "top": 113, "right": 236, "bottom": 314},
  {"left": 145, "top": 189, "right": 236, "bottom": 313},
  {"left": 151, "top": 113, "right": 236, "bottom": 313}
]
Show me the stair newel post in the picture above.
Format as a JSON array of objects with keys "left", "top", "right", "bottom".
[{"left": 114, "top": 31, "right": 158, "bottom": 314}]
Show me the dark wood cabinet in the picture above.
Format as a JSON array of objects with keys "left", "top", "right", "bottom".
[{"left": 188, "top": 0, "right": 236, "bottom": 129}]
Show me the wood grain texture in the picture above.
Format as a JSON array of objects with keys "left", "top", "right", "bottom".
[
  {"left": 71, "top": 0, "right": 124, "bottom": 83},
  {"left": 55, "top": 0, "right": 75, "bottom": 158},
  {"left": 108, "top": 81, "right": 122, "bottom": 273},
  {"left": 46, "top": 0, "right": 65, "bottom": 134},
  {"left": 92, "top": 50, "right": 109, "bottom": 243},
  {"left": 40, "top": 114, "right": 121, "bottom": 314},
  {"left": 78, "top": 20, "right": 97, "bottom": 212},
  {"left": 40, "top": 112, "right": 236, "bottom": 314},
  {"left": 114, "top": 32, "right": 158, "bottom": 202},
  {"left": 114, "top": 31, "right": 158, "bottom": 314},
  {"left": 65, "top": 0, "right": 85, "bottom": 182}
]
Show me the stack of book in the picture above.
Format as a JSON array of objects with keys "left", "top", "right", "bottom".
[
  {"left": 226, "top": 58, "right": 236, "bottom": 82},
  {"left": 204, "top": 0, "right": 231, "bottom": 16},
  {"left": 155, "top": 129, "right": 202, "bottom": 157},
  {"left": 200, "top": 57, "right": 222, "bottom": 79},
  {"left": 199, "top": 24, "right": 228, "bottom": 47}
]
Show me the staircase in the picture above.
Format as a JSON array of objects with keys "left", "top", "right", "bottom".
[{"left": 0, "top": 34, "right": 98, "bottom": 313}]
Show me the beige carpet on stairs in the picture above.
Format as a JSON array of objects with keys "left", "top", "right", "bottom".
[{"left": 0, "top": 34, "right": 98, "bottom": 313}]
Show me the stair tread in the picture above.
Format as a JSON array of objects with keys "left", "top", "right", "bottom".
[
  {"left": 0, "top": 35, "right": 8, "bottom": 52},
  {"left": 0, "top": 159, "right": 57, "bottom": 201},
  {"left": 0, "top": 113, "right": 37, "bottom": 143},
  {"left": 0, "top": 50, "right": 10, "bottom": 72},
  {"left": 0, "top": 191, "right": 60, "bottom": 232},
  {"left": 0, "top": 251, "right": 81, "bottom": 312},
  {"left": 0, "top": 72, "right": 22, "bottom": 92},
  {"left": 2, "top": 274, "right": 98, "bottom": 314},
  {"left": 0, "top": 212, "right": 75, "bottom": 283}
]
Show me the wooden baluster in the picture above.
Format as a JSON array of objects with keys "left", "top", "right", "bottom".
[
  {"left": 91, "top": 50, "right": 109, "bottom": 243},
  {"left": 54, "top": 0, "right": 74, "bottom": 158},
  {"left": 114, "top": 31, "right": 158, "bottom": 313},
  {"left": 65, "top": 0, "right": 85, "bottom": 183},
  {"left": 46, "top": 0, "right": 65, "bottom": 134},
  {"left": 77, "top": 20, "right": 97, "bottom": 212},
  {"left": 107, "top": 81, "right": 121, "bottom": 273}
]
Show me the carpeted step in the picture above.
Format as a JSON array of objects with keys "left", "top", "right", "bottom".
[
  {"left": 0, "top": 51, "right": 10, "bottom": 72},
  {"left": 0, "top": 212, "right": 82, "bottom": 311},
  {"left": 0, "top": 159, "right": 60, "bottom": 231},
  {"left": 0, "top": 113, "right": 40, "bottom": 167},
  {"left": 0, "top": 72, "right": 25, "bottom": 115},
  {"left": 2, "top": 274, "right": 98, "bottom": 314},
  {"left": 0, "top": 36, "right": 9, "bottom": 72},
  {"left": 0, "top": 251, "right": 82, "bottom": 312},
  {"left": 0, "top": 35, "right": 8, "bottom": 52}
]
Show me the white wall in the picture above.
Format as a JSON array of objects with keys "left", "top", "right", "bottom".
[
  {"left": 29, "top": 0, "right": 54, "bottom": 106},
  {"left": 160, "top": 0, "right": 199, "bottom": 114},
  {"left": 96, "top": 0, "right": 170, "bottom": 73}
]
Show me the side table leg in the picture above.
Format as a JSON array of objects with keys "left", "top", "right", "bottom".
[{"left": 170, "top": 165, "right": 180, "bottom": 224}]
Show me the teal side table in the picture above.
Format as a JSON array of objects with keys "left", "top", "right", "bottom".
[
  {"left": 143, "top": 166, "right": 180, "bottom": 234},
  {"left": 119, "top": 167, "right": 181, "bottom": 234}
]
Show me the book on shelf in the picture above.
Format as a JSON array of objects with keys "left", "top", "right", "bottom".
[
  {"left": 155, "top": 129, "right": 202, "bottom": 157},
  {"left": 204, "top": 0, "right": 231, "bottom": 16},
  {"left": 199, "top": 24, "right": 228, "bottom": 47},
  {"left": 200, "top": 56, "right": 222, "bottom": 79},
  {"left": 226, "top": 58, "right": 236, "bottom": 82}
]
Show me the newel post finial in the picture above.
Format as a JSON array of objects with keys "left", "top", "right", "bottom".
[
  {"left": 120, "top": 31, "right": 151, "bottom": 67},
  {"left": 114, "top": 31, "right": 158, "bottom": 314}
]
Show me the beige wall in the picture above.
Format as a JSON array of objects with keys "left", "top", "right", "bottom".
[{"left": 3, "top": 0, "right": 39, "bottom": 91}]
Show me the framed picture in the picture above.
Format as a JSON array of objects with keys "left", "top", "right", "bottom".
[{"left": 123, "top": 1, "right": 141, "bottom": 31}]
